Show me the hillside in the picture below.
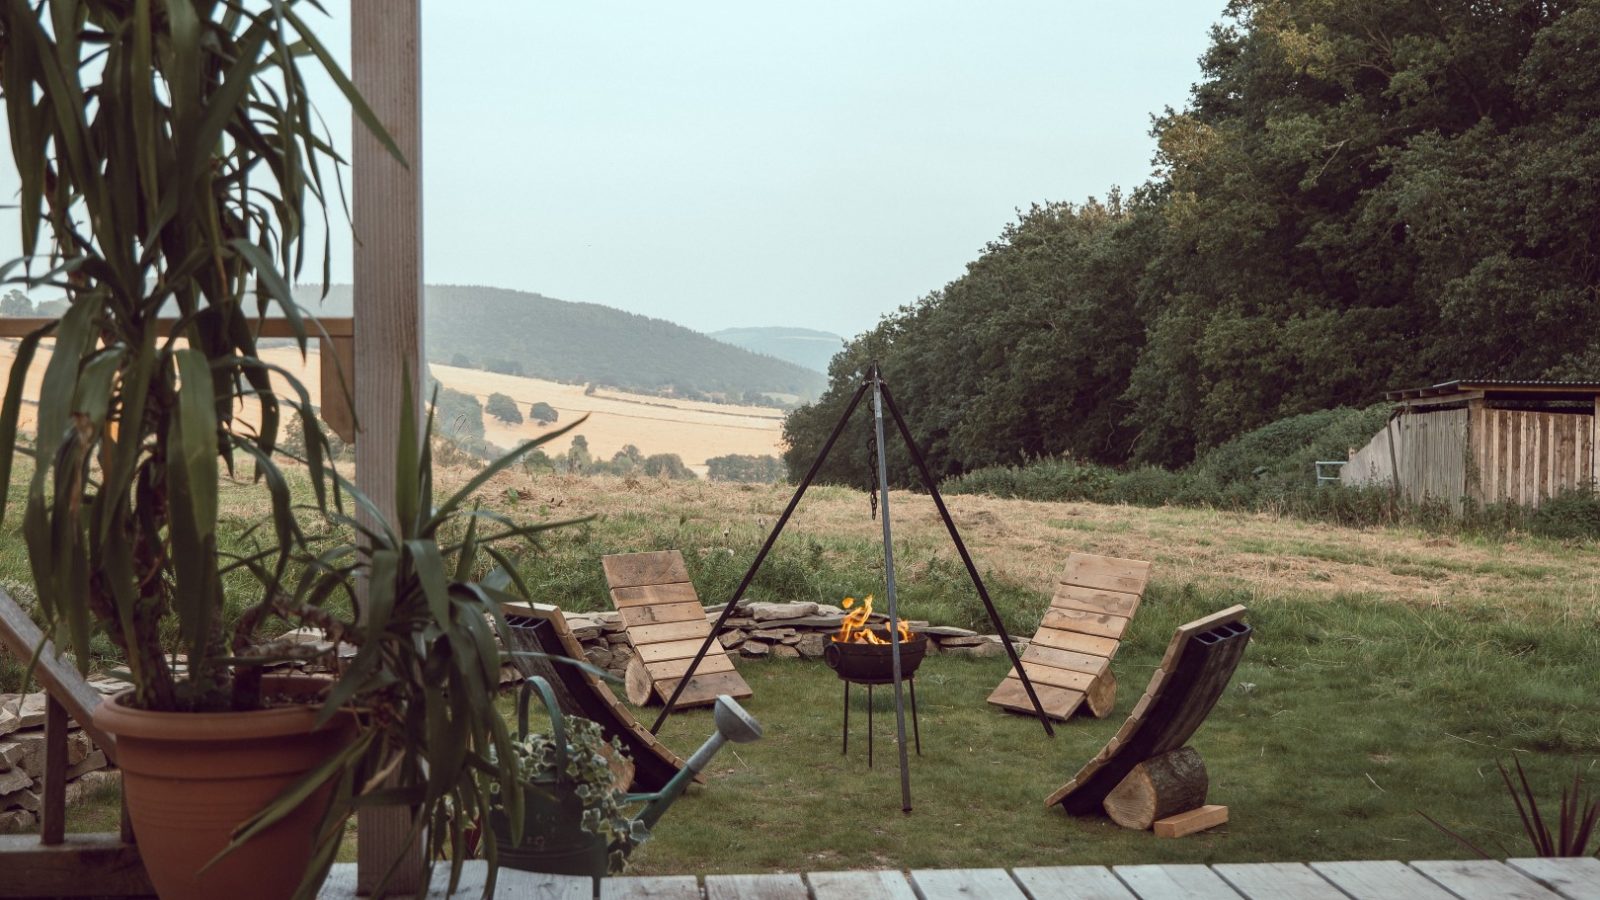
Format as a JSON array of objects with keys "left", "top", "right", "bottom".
[
  {"left": 709, "top": 326, "right": 845, "bottom": 374},
  {"left": 294, "top": 284, "right": 826, "bottom": 400}
]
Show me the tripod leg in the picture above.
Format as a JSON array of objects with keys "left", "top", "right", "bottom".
[
  {"left": 868, "top": 683, "right": 874, "bottom": 769},
  {"left": 842, "top": 681, "right": 849, "bottom": 756}
]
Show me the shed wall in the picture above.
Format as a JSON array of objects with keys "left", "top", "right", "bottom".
[
  {"left": 1341, "top": 409, "right": 1470, "bottom": 511},
  {"left": 1469, "top": 407, "right": 1593, "bottom": 507}
]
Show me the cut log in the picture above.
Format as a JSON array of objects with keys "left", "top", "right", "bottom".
[
  {"left": 1084, "top": 668, "right": 1117, "bottom": 719},
  {"left": 625, "top": 653, "right": 655, "bottom": 707},
  {"left": 1102, "top": 745, "right": 1208, "bottom": 830}
]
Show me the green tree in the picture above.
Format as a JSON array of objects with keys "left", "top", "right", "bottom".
[
  {"left": 529, "top": 401, "right": 559, "bottom": 424},
  {"left": 485, "top": 391, "right": 523, "bottom": 424},
  {"left": 0, "top": 290, "right": 32, "bottom": 316}
]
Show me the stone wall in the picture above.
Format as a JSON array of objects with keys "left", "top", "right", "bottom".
[{"left": 0, "top": 677, "right": 122, "bottom": 834}]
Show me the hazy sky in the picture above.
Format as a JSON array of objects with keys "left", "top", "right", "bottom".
[{"left": 0, "top": 2, "right": 1225, "bottom": 339}]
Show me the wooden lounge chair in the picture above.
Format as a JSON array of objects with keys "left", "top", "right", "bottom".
[
  {"left": 601, "top": 550, "right": 753, "bottom": 710},
  {"left": 987, "top": 552, "right": 1151, "bottom": 721},
  {"left": 498, "top": 601, "right": 696, "bottom": 792},
  {"left": 1046, "top": 605, "right": 1251, "bottom": 832}
]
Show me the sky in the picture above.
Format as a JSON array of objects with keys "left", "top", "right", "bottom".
[{"left": 0, "top": 1, "right": 1225, "bottom": 339}]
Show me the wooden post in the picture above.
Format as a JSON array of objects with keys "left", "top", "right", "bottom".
[
  {"left": 40, "top": 697, "right": 67, "bottom": 845},
  {"left": 352, "top": 0, "right": 425, "bottom": 894}
]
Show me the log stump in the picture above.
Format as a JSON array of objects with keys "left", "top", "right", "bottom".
[
  {"left": 1102, "top": 745, "right": 1208, "bottom": 830},
  {"left": 1084, "top": 669, "right": 1117, "bottom": 719},
  {"left": 624, "top": 653, "right": 656, "bottom": 707}
]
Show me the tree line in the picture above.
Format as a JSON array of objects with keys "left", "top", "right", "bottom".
[{"left": 786, "top": 0, "right": 1600, "bottom": 485}]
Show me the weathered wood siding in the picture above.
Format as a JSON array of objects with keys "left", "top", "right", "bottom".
[
  {"left": 1344, "top": 407, "right": 1595, "bottom": 510},
  {"left": 1470, "top": 407, "right": 1594, "bottom": 507},
  {"left": 1341, "top": 409, "right": 1471, "bottom": 510}
]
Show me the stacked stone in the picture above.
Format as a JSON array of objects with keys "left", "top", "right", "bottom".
[
  {"left": 0, "top": 679, "right": 122, "bottom": 834},
  {"left": 558, "top": 600, "right": 1024, "bottom": 677}
]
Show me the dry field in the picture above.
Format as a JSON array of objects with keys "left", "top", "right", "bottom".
[{"left": 0, "top": 339, "right": 786, "bottom": 475}]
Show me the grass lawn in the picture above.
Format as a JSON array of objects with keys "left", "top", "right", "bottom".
[{"left": 11, "top": 467, "right": 1598, "bottom": 870}]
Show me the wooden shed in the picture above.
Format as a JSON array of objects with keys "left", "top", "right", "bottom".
[{"left": 1341, "top": 380, "right": 1600, "bottom": 510}]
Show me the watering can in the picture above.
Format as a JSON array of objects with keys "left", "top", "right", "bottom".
[{"left": 490, "top": 675, "right": 763, "bottom": 884}]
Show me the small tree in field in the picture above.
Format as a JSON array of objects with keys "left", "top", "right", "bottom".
[
  {"left": 486, "top": 391, "right": 523, "bottom": 424},
  {"left": 529, "top": 401, "right": 558, "bottom": 425}
]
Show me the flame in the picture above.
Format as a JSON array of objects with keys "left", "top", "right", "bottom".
[{"left": 834, "top": 595, "right": 914, "bottom": 645}]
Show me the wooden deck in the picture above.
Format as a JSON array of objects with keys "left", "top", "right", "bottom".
[{"left": 319, "top": 857, "right": 1600, "bottom": 898}]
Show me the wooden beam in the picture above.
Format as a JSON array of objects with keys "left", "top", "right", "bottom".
[
  {"left": 351, "top": 0, "right": 425, "bottom": 893},
  {"left": 0, "top": 834, "right": 153, "bottom": 897},
  {"left": 0, "top": 587, "right": 115, "bottom": 760},
  {"left": 0, "top": 316, "right": 352, "bottom": 338}
]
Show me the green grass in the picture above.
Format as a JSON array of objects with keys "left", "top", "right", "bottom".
[{"left": 14, "top": 466, "right": 1598, "bottom": 869}]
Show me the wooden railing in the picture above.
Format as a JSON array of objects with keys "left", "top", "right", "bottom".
[
  {"left": 0, "top": 588, "right": 153, "bottom": 897},
  {"left": 0, "top": 316, "right": 356, "bottom": 442}
]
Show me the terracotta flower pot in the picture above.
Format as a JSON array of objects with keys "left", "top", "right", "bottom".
[{"left": 93, "top": 678, "right": 355, "bottom": 900}]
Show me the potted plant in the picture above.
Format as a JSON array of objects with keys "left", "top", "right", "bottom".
[{"left": 0, "top": 2, "right": 575, "bottom": 897}]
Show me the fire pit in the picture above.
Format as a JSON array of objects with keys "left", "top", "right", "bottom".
[{"left": 824, "top": 596, "right": 923, "bottom": 766}]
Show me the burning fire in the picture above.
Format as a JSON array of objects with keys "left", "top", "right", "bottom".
[{"left": 833, "top": 595, "right": 914, "bottom": 645}]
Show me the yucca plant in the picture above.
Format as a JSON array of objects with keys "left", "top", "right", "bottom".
[
  {"left": 1422, "top": 757, "right": 1600, "bottom": 858},
  {"left": 0, "top": 0, "right": 401, "bottom": 711}
]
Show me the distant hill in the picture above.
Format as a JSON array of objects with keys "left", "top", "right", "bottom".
[
  {"left": 294, "top": 284, "right": 826, "bottom": 400},
  {"left": 709, "top": 326, "right": 845, "bottom": 374}
]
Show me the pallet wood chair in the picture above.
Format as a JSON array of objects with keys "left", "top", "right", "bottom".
[
  {"left": 497, "top": 601, "right": 697, "bottom": 792},
  {"left": 601, "top": 550, "right": 753, "bottom": 710},
  {"left": 987, "top": 552, "right": 1152, "bottom": 722},
  {"left": 1045, "top": 605, "right": 1251, "bottom": 835}
]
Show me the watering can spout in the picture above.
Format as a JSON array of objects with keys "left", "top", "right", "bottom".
[{"left": 635, "top": 695, "right": 761, "bottom": 832}]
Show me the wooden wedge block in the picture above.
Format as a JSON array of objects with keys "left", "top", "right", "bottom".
[
  {"left": 1153, "top": 804, "right": 1228, "bottom": 838},
  {"left": 1104, "top": 746, "right": 1208, "bottom": 830}
]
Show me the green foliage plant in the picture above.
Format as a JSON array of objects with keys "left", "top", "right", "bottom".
[{"left": 0, "top": 0, "right": 398, "bottom": 712}]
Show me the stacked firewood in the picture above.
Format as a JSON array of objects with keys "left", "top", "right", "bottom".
[{"left": 0, "top": 679, "right": 122, "bottom": 833}]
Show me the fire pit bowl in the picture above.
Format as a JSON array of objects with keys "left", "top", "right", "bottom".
[{"left": 824, "top": 631, "right": 928, "bottom": 684}]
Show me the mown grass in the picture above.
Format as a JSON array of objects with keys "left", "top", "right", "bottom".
[{"left": 8, "top": 464, "right": 1597, "bottom": 870}]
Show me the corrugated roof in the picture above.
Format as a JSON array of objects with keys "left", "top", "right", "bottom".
[{"left": 1386, "top": 379, "right": 1600, "bottom": 401}]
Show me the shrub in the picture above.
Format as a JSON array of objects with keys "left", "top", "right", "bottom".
[
  {"left": 486, "top": 392, "right": 523, "bottom": 424},
  {"left": 707, "top": 454, "right": 785, "bottom": 483},
  {"left": 530, "top": 401, "right": 558, "bottom": 424}
]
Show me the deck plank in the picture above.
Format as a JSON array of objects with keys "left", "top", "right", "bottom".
[
  {"left": 1507, "top": 858, "right": 1600, "bottom": 900},
  {"left": 1307, "top": 860, "right": 1456, "bottom": 899},
  {"left": 1410, "top": 859, "right": 1563, "bottom": 900},
  {"left": 601, "top": 875, "right": 703, "bottom": 899},
  {"left": 807, "top": 869, "right": 917, "bottom": 899},
  {"left": 1112, "top": 864, "right": 1243, "bottom": 900},
  {"left": 704, "top": 873, "right": 809, "bottom": 900},
  {"left": 911, "top": 868, "right": 1028, "bottom": 899},
  {"left": 1012, "top": 865, "right": 1136, "bottom": 899},
  {"left": 1212, "top": 863, "right": 1345, "bottom": 899}
]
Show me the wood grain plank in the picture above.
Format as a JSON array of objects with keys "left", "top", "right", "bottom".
[
  {"left": 807, "top": 869, "right": 918, "bottom": 900},
  {"left": 603, "top": 551, "right": 691, "bottom": 590},
  {"left": 630, "top": 619, "right": 716, "bottom": 645},
  {"left": 1042, "top": 608, "right": 1131, "bottom": 640},
  {"left": 1022, "top": 643, "right": 1111, "bottom": 674},
  {"left": 653, "top": 670, "right": 754, "bottom": 707},
  {"left": 619, "top": 600, "right": 707, "bottom": 627},
  {"left": 1112, "top": 864, "right": 1243, "bottom": 899},
  {"left": 1029, "top": 627, "right": 1120, "bottom": 658},
  {"left": 1156, "top": 605, "right": 1246, "bottom": 672},
  {"left": 1013, "top": 662, "right": 1098, "bottom": 693},
  {"left": 1307, "top": 860, "right": 1456, "bottom": 900},
  {"left": 0, "top": 833, "right": 153, "bottom": 898},
  {"left": 1060, "top": 553, "right": 1152, "bottom": 595},
  {"left": 1506, "top": 857, "right": 1600, "bottom": 900},
  {"left": 495, "top": 870, "right": 593, "bottom": 898},
  {"left": 1212, "top": 863, "right": 1344, "bottom": 899},
  {"left": 704, "top": 872, "right": 809, "bottom": 899},
  {"left": 601, "top": 874, "right": 702, "bottom": 899},
  {"left": 987, "top": 677, "right": 1084, "bottom": 720},
  {"left": 1051, "top": 584, "right": 1141, "bottom": 618},
  {"left": 911, "top": 868, "right": 1028, "bottom": 899},
  {"left": 1011, "top": 866, "right": 1136, "bottom": 900},
  {"left": 644, "top": 651, "right": 735, "bottom": 678},
  {"left": 1410, "top": 859, "right": 1563, "bottom": 900},
  {"left": 0, "top": 588, "right": 115, "bottom": 758},
  {"left": 612, "top": 582, "right": 701, "bottom": 609},
  {"left": 636, "top": 638, "right": 724, "bottom": 663}
]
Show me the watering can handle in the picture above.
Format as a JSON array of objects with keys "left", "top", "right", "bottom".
[{"left": 516, "top": 675, "right": 567, "bottom": 775}]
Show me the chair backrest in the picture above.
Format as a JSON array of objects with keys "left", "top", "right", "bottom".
[{"left": 1047, "top": 605, "right": 1251, "bottom": 813}]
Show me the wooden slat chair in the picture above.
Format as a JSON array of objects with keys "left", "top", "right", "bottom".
[
  {"left": 1046, "top": 605, "right": 1251, "bottom": 825},
  {"left": 987, "top": 552, "right": 1152, "bottom": 721},
  {"left": 601, "top": 551, "right": 753, "bottom": 710},
  {"left": 497, "top": 601, "right": 697, "bottom": 792}
]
